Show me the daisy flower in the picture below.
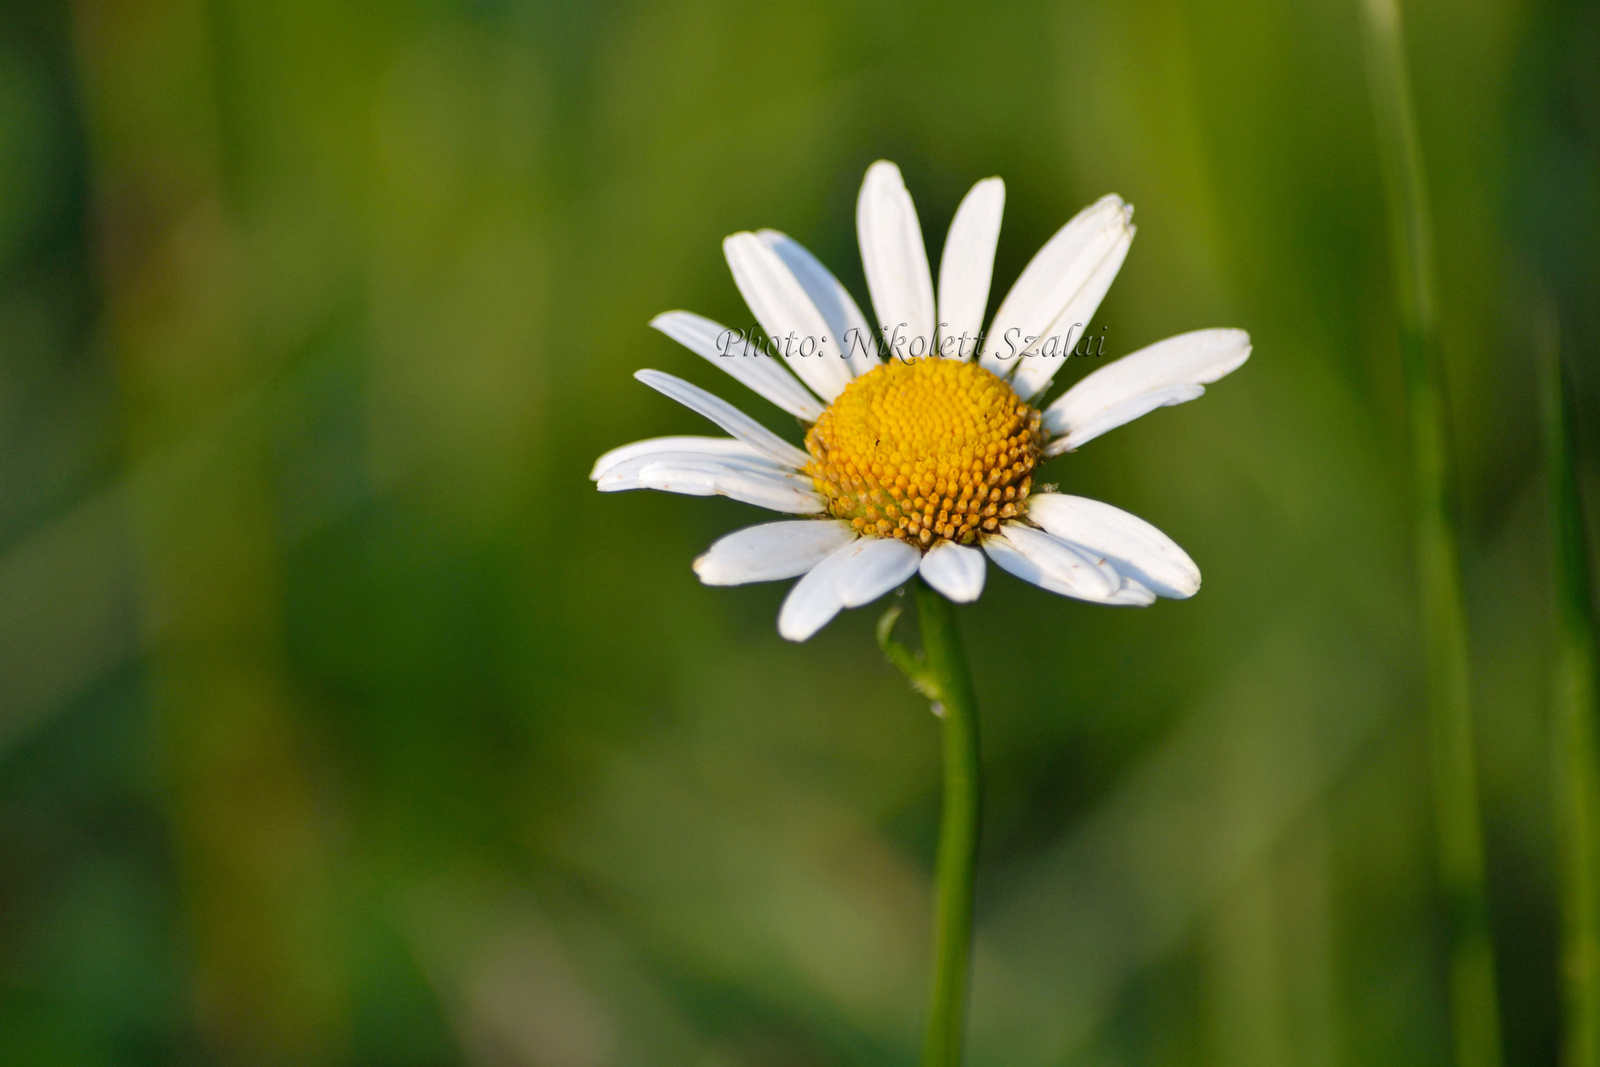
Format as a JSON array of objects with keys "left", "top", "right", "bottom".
[{"left": 592, "top": 161, "right": 1250, "bottom": 641}]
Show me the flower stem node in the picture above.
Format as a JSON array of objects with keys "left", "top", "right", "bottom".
[{"left": 876, "top": 603, "right": 944, "bottom": 705}]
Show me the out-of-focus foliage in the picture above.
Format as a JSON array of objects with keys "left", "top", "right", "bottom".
[{"left": 0, "top": 0, "right": 1595, "bottom": 1063}]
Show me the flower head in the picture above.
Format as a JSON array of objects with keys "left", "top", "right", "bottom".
[
  {"left": 593, "top": 161, "right": 1250, "bottom": 640},
  {"left": 806, "top": 356, "right": 1042, "bottom": 545}
]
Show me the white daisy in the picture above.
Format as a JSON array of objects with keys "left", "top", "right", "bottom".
[{"left": 593, "top": 161, "right": 1250, "bottom": 641}]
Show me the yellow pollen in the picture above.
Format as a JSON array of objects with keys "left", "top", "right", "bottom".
[{"left": 804, "top": 357, "right": 1043, "bottom": 547}]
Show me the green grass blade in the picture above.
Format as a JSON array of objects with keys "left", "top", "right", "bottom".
[
  {"left": 1540, "top": 324, "right": 1600, "bottom": 1067},
  {"left": 1357, "top": 1, "right": 1503, "bottom": 1063}
]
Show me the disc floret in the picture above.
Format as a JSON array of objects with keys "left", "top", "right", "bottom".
[{"left": 804, "top": 357, "right": 1043, "bottom": 546}]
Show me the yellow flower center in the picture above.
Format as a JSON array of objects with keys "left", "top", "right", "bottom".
[{"left": 804, "top": 357, "right": 1043, "bottom": 547}]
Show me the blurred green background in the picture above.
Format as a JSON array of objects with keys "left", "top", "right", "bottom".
[{"left": 0, "top": 0, "right": 1597, "bottom": 1063}]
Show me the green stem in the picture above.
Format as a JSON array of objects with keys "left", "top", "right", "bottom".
[
  {"left": 1540, "top": 329, "right": 1600, "bottom": 1067},
  {"left": 915, "top": 581, "right": 982, "bottom": 1067},
  {"left": 1357, "top": 2, "right": 1503, "bottom": 1064}
]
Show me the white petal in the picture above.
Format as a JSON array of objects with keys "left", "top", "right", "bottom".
[
  {"left": 724, "top": 232, "right": 855, "bottom": 401},
  {"left": 596, "top": 449, "right": 792, "bottom": 484},
  {"left": 979, "top": 195, "right": 1135, "bottom": 393},
  {"left": 634, "top": 369, "right": 811, "bottom": 469},
  {"left": 694, "top": 520, "right": 857, "bottom": 585},
  {"left": 591, "top": 435, "right": 783, "bottom": 480},
  {"left": 777, "top": 536, "right": 919, "bottom": 641},
  {"left": 650, "top": 311, "right": 825, "bottom": 421},
  {"left": 857, "top": 161, "right": 936, "bottom": 358},
  {"left": 777, "top": 540, "right": 856, "bottom": 641},
  {"left": 1041, "top": 328, "right": 1251, "bottom": 454},
  {"left": 757, "top": 230, "right": 880, "bottom": 379},
  {"left": 1043, "top": 385, "right": 1205, "bottom": 456},
  {"left": 1009, "top": 227, "right": 1133, "bottom": 400},
  {"left": 981, "top": 524, "right": 1124, "bottom": 602},
  {"left": 834, "top": 537, "right": 921, "bottom": 608},
  {"left": 635, "top": 465, "right": 823, "bottom": 514},
  {"left": 919, "top": 541, "right": 987, "bottom": 602},
  {"left": 1106, "top": 577, "right": 1158, "bottom": 606},
  {"left": 1025, "top": 493, "right": 1200, "bottom": 598},
  {"left": 936, "top": 178, "right": 1004, "bottom": 360},
  {"left": 598, "top": 455, "right": 824, "bottom": 514}
]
